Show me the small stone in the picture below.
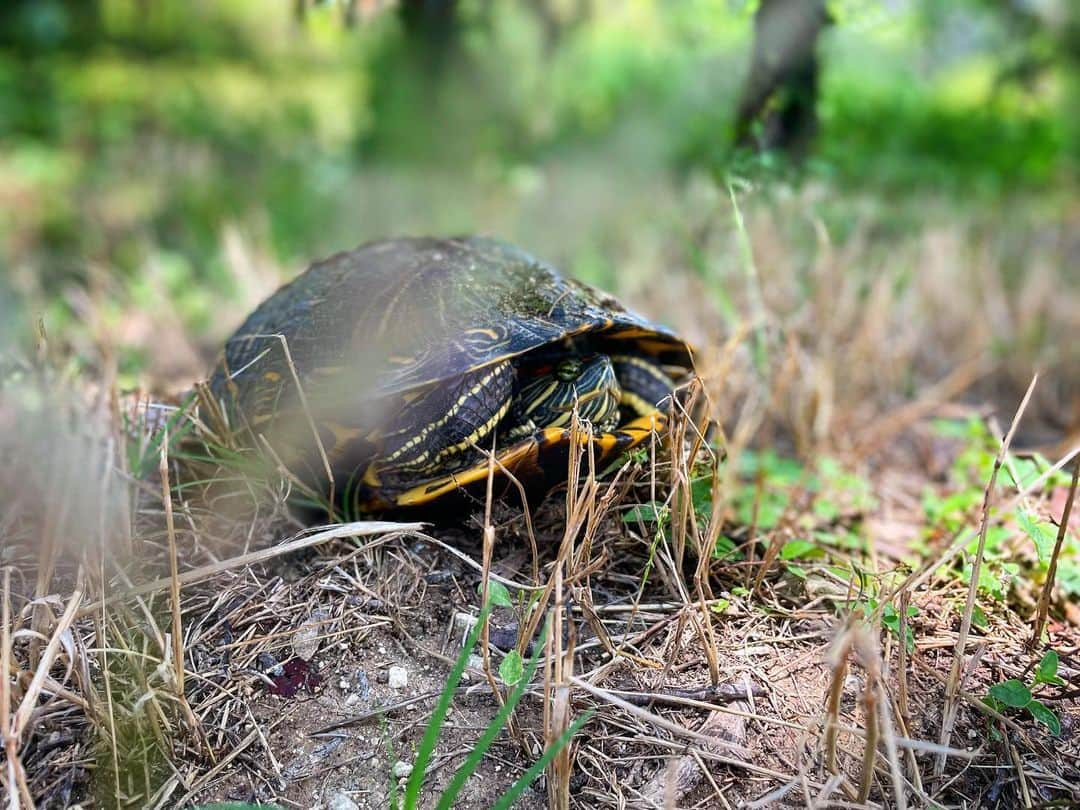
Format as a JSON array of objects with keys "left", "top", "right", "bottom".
[
  {"left": 339, "top": 678, "right": 350, "bottom": 690},
  {"left": 388, "top": 666, "right": 408, "bottom": 689},
  {"left": 454, "top": 612, "right": 477, "bottom": 632},
  {"left": 257, "top": 652, "right": 284, "bottom": 677},
  {"left": 292, "top": 608, "right": 330, "bottom": 661},
  {"left": 326, "top": 791, "right": 360, "bottom": 810},
  {"left": 393, "top": 760, "right": 413, "bottom": 779},
  {"left": 345, "top": 693, "right": 359, "bottom": 706}
]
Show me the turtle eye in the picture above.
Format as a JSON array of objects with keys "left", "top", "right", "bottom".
[{"left": 555, "top": 358, "right": 583, "bottom": 382}]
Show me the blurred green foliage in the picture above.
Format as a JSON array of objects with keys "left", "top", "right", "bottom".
[{"left": 1, "top": 0, "right": 1076, "bottom": 361}]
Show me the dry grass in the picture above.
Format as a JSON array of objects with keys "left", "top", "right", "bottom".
[{"left": 2, "top": 185, "right": 1079, "bottom": 808}]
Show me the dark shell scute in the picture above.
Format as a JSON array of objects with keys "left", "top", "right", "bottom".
[{"left": 210, "top": 236, "right": 688, "bottom": 424}]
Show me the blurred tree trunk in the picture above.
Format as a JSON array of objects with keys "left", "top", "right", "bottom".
[
  {"left": 399, "top": 0, "right": 459, "bottom": 69},
  {"left": 734, "top": 0, "right": 829, "bottom": 159},
  {"left": 0, "top": 0, "right": 103, "bottom": 52}
]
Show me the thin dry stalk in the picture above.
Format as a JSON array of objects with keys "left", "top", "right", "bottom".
[
  {"left": 158, "top": 432, "right": 185, "bottom": 699},
  {"left": 513, "top": 412, "right": 594, "bottom": 663},
  {"left": 568, "top": 677, "right": 766, "bottom": 764},
  {"left": 6, "top": 583, "right": 85, "bottom": 808},
  {"left": 851, "top": 626, "right": 906, "bottom": 809},
  {"left": 78, "top": 520, "right": 420, "bottom": 616},
  {"left": 1030, "top": 456, "right": 1079, "bottom": 646},
  {"left": 857, "top": 672, "right": 880, "bottom": 804},
  {"left": 547, "top": 566, "right": 574, "bottom": 810},
  {"left": 896, "top": 590, "right": 911, "bottom": 729},
  {"left": 1008, "top": 741, "right": 1034, "bottom": 808},
  {"left": 823, "top": 627, "right": 854, "bottom": 776},
  {"left": 936, "top": 375, "right": 1037, "bottom": 779},
  {"left": 248, "top": 332, "right": 337, "bottom": 517},
  {"left": 478, "top": 437, "right": 515, "bottom": 739},
  {"left": 2, "top": 566, "right": 33, "bottom": 810}
]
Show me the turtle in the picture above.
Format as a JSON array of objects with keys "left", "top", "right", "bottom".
[{"left": 208, "top": 236, "right": 694, "bottom": 513}]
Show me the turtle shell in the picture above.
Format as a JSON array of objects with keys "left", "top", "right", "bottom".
[{"left": 208, "top": 236, "right": 693, "bottom": 508}]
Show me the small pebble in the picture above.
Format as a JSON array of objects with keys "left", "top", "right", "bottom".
[
  {"left": 454, "top": 612, "right": 477, "bottom": 632},
  {"left": 388, "top": 665, "right": 408, "bottom": 689},
  {"left": 292, "top": 608, "right": 330, "bottom": 661},
  {"left": 326, "top": 791, "right": 360, "bottom": 810},
  {"left": 393, "top": 760, "right": 413, "bottom": 779},
  {"left": 257, "top": 652, "right": 284, "bottom": 678}
]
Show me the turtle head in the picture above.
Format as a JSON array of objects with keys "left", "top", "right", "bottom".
[{"left": 512, "top": 354, "right": 622, "bottom": 434}]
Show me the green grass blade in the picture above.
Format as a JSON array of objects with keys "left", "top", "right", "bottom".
[
  {"left": 434, "top": 620, "right": 551, "bottom": 810},
  {"left": 488, "top": 710, "right": 595, "bottom": 810},
  {"left": 131, "top": 391, "right": 198, "bottom": 476},
  {"left": 403, "top": 601, "right": 492, "bottom": 808}
]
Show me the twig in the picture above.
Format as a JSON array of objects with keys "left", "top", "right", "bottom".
[
  {"left": 605, "top": 683, "right": 767, "bottom": 707},
  {"left": 77, "top": 521, "right": 422, "bottom": 616},
  {"left": 936, "top": 373, "right": 1037, "bottom": 779},
  {"left": 248, "top": 332, "right": 337, "bottom": 517},
  {"left": 823, "top": 626, "right": 853, "bottom": 777},
  {"left": 159, "top": 431, "right": 185, "bottom": 699},
  {"left": 1030, "top": 455, "right": 1079, "bottom": 646}
]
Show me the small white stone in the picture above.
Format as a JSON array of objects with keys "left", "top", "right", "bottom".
[
  {"left": 454, "top": 612, "right": 477, "bottom": 632},
  {"left": 326, "top": 791, "right": 360, "bottom": 810},
  {"left": 345, "top": 693, "right": 359, "bottom": 706},
  {"left": 388, "top": 665, "right": 408, "bottom": 689},
  {"left": 339, "top": 678, "right": 350, "bottom": 690},
  {"left": 393, "top": 760, "right": 413, "bottom": 779}
]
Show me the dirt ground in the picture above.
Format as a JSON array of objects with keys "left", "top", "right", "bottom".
[{"left": 18, "top": 428, "right": 1068, "bottom": 810}]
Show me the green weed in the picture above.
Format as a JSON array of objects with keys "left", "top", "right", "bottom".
[{"left": 983, "top": 650, "right": 1065, "bottom": 737}]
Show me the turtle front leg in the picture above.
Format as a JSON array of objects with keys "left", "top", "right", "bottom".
[
  {"left": 364, "top": 360, "right": 515, "bottom": 488},
  {"left": 610, "top": 354, "right": 677, "bottom": 417}
]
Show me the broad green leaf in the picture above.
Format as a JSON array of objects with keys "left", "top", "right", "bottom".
[
  {"left": 713, "top": 535, "right": 738, "bottom": 559},
  {"left": 690, "top": 476, "right": 716, "bottom": 522},
  {"left": 881, "top": 604, "right": 900, "bottom": 632},
  {"left": 485, "top": 580, "right": 513, "bottom": 608},
  {"left": 971, "top": 603, "right": 989, "bottom": 630},
  {"left": 780, "top": 539, "right": 819, "bottom": 560},
  {"left": 1007, "top": 458, "right": 1043, "bottom": 490},
  {"left": 988, "top": 679, "right": 1031, "bottom": 709},
  {"left": 1017, "top": 510, "right": 1057, "bottom": 563},
  {"left": 499, "top": 650, "right": 524, "bottom": 686},
  {"left": 1026, "top": 701, "right": 1061, "bottom": 736},
  {"left": 622, "top": 502, "right": 667, "bottom": 524},
  {"left": 1034, "top": 650, "right": 1065, "bottom": 686}
]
